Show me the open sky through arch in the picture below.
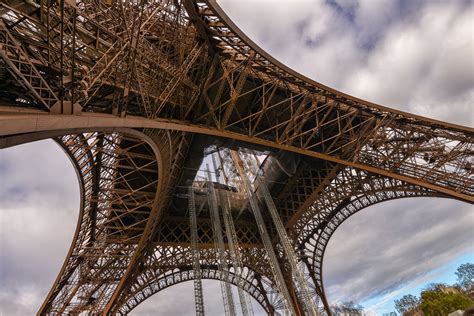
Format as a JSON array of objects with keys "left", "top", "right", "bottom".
[{"left": 0, "top": 0, "right": 473, "bottom": 315}]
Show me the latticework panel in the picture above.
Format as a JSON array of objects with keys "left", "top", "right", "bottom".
[
  {"left": 41, "top": 130, "right": 160, "bottom": 314},
  {"left": 155, "top": 217, "right": 261, "bottom": 247},
  {"left": 116, "top": 245, "right": 276, "bottom": 314},
  {"left": 1, "top": 0, "right": 472, "bottom": 202},
  {"left": 0, "top": 0, "right": 472, "bottom": 315},
  {"left": 296, "top": 175, "right": 439, "bottom": 312}
]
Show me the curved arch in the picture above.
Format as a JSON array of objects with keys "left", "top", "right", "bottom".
[
  {"left": 294, "top": 169, "right": 442, "bottom": 243},
  {"left": 0, "top": 126, "right": 196, "bottom": 313},
  {"left": 121, "top": 267, "right": 273, "bottom": 315},
  {"left": 1, "top": 113, "right": 472, "bottom": 203},
  {"left": 200, "top": 1, "right": 470, "bottom": 132},
  {"left": 113, "top": 245, "right": 280, "bottom": 314},
  {"left": 34, "top": 128, "right": 166, "bottom": 314},
  {"left": 1, "top": 2, "right": 472, "bottom": 315},
  {"left": 300, "top": 185, "right": 446, "bottom": 313},
  {"left": 1, "top": 125, "right": 469, "bottom": 313},
  {"left": 39, "top": 133, "right": 98, "bottom": 313}
]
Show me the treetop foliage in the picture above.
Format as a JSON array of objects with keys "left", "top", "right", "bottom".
[{"left": 394, "top": 262, "right": 474, "bottom": 316}]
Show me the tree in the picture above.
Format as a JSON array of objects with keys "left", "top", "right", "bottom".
[
  {"left": 420, "top": 288, "right": 474, "bottom": 315},
  {"left": 455, "top": 263, "right": 474, "bottom": 292},
  {"left": 394, "top": 294, "right": 420, "bottom": 315},
  {"left": 331, "top": 301, "right": 364, "bottom": 315},
  {"left": 392, "top": 265, "right": 474, "bottom": 316}
]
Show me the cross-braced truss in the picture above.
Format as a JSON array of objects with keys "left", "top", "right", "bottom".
[
  {"left": 42, "top": 130, "right": 162, "bottom": 313},
  {"left": 0, "top": 0, "right": 473, "bottom": 315}
]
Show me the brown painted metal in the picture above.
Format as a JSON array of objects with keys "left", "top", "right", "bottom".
[{"left": 0, "top": 0, "right": 472, "bottom": 314}]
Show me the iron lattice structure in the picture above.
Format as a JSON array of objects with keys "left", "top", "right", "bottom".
[{"left": 0, "top": 0, "right": 473, "bottom": 315}]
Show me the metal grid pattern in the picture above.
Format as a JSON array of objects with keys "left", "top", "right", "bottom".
[{"left": 0, "top": 0, "right": 472, "bottom": 315}]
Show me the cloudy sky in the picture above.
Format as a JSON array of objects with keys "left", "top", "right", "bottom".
[{"left": 0, "top": 0, "right": 473, "bottom": 315}]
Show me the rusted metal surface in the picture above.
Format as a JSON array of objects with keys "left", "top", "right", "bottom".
[{"left": 0, "top": 0, "right": 472, "bottom": 314}]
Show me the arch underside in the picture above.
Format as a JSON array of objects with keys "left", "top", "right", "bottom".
[
  {"left": 0, "top": 0, "right": 473, "bottom": 314},
  {"left": 298, "top": 176, "right": 442, "bottom": 312},
  {"left": 0, "top": 0, "right": 472, "bottom": 204},
  {"left": 11, "top": 128, "right": 276, "bottom": 314},
  {"left": 119, "top": 249, "right": 278, "bottom": 315},
  {"left": 28, "top": 127, "right": 192, "bottom": 314},
  {"left": 123, "top": 268, "right": 273, "bottom": 314},
  {"left": 0, "top": 126, "right": 469, "bottom": 315},
  {"left": 39, "top": 129, "right": 165, "bottom": 314}
]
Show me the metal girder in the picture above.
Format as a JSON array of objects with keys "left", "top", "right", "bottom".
[
  {"left": 112, "top": 244, "right": 278, "bottom": 314},
  {"left": 190, "top": 0, "right": 474, "bottom": 202},
  {"left": 293, "top": 168, "right": 442, "bottom": 243},
  {"left": 121, "top": 266, "right": 273, "bottom": 315},
  {"left": 188, "top": 186, "right": 205, "bottom": 315},
  {"left": 0, "top": 18, "right": 59, "bottom": 109},
  {"left": 206, "top": 166, "right": 237, "bottom": 316},
  {"left": 298, "top": 172, "right": 440, "bottom": 313},
  {"left": 103, "top": 129, "right": 188, "bottom": 314},
  {"left": 258, "top": 178, "right": 318, "bottom": 315},
  {"left": 39, "top": 129, "right": 162, "bottom": 314},
  {"left": 0, "top": 0, "right": 472, "bottom": 314},
  {"left": 231, "top": 150, "right": 297, "bottom": 314},
  {"left": 1, "top": 113, "right": 472, "bottom": 203},
  {"left": 1, "top": 0, "right": 472, "bottom": 202}
]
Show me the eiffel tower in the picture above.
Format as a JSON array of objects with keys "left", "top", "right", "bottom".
[{"left": 0, "top": 1, "right": 472, "bottom": 315}]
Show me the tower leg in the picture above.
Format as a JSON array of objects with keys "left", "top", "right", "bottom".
[{"left": 189, "top": 185, "right": 205, "bottom": 315}]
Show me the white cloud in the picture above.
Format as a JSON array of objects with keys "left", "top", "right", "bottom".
[
  {"left": 0, "top": 140, "right": 79, "bottom": 314},
  {"left": 323, "top": 198, "right": 474, "bottom": 305},
  {"left": 344, "top": 1, "right": 474, "bottom": 124},
  {"left": 220, "top": 0, "right": 474, "bottom": 125},
  {"left": 1, "top": 1, "right": 473, "bottom": 315}
]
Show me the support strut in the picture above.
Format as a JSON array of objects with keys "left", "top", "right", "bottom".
[
  {"left": 212, "top": 153, "right": 254, "bottom": 316},
  {"left": 189, "top": 185, "right": 205, "bottom": 316},
  {"left": 206, "top": 165, "right": 236, "bottom": 316},
  {"left": 230, "top": 151, "right": 296, "bottom": 315},
  {"left": 258, "top": 177, "right": 319, "bottom": 315}
]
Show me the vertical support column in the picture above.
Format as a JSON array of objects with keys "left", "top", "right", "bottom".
[
  {"left": 258, "top": 179, "right": 319, "bottom": 316},
  {"left": 301, "top": 256, "right": 332, "bottom": 316},
  {"left": 229, "top": 151, "right": 296, "bottom": 315},
  {"left": 189, "top": 186, "right": 205, "bottom": 316},
  {"left": 206, "top": 165, "right": 236, "bottom": 316},
  {"left": 255, "top": 274, "right": 276, "bottom": 316},
  {"left": 221, "top": 202, "right": 254, "bottom": 316},
  {"left": 117, "top": 1, "right": 145, "bottom": 116},
  {"left": 212, "top": 153, "right": 254, "bottom": 316}
]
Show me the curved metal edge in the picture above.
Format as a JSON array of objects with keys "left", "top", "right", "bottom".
[
  {"left": 109, "top": 244, "right": 274, "bottom": 313},
  {"left": 104, "top": 129, "right": 166, "bottom": 314},
  {"left": 1, "top": 114, "right": 472, "bottom": 203},
  {"left": 8, "top": 127, "right": 164, "bottom": 314},
  {"left": 203, "top": 0, "right": 473, "bottom": 133},
  {"left": 123, "top": 268, "right": 272, "bottom": 315},
  {"left": 302, "top": 191, "right": 450, "bottom": 314},
  {"left": 37, "top": 136, "right": 89, "bottom": 314}
]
